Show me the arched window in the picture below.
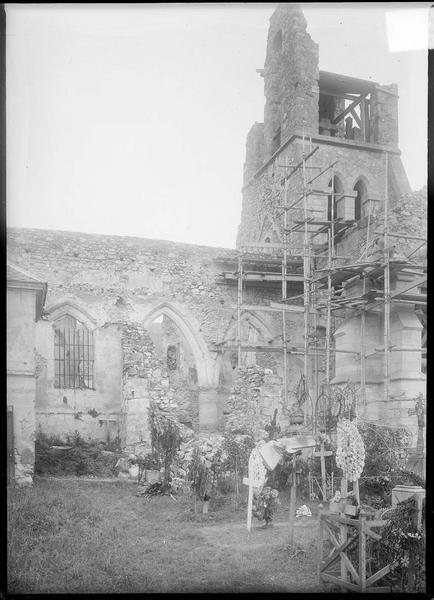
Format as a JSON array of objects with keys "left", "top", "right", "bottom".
[
  {"left": 54, "top": 314, "right": 94, "bottom": 389},
  {"left": 272, "top": 30, "right": 282, "bottom": 53},
  {"left": 353, "top": 179, "right": 368, "bottom": 222},
  {"left": 327, "top": 176, "right": 344, "bottom": 222}
]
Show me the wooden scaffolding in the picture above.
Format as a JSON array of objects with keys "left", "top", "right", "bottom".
[{"left": 216, "top": 138, "right": 426, "bottom": 439}]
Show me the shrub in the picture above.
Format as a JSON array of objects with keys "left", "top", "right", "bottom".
[
  {"left": 369, "top": 495, "right": 425, "bottom": 592},
  {"left": 357, "top": 423, "right": 414, "bottom": 505},
  {"left": 148, "top": 402, "right": 183, "bottom": 491},
  {"left": 35, "top": 430, "right": 120, "bottom": 477}
]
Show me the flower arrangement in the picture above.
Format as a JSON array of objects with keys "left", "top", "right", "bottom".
[
  {"left": 295, "top": 504, "right": 312, "bottom": 518},
  {"left": 170, "top": 434, "right": 229, "bottom": 494},
  {"left": 317, "top": 432, "right": 331, "bottom": 445},
  {"left": 330, "top": 490, "right": 341, "bottom": 504},
  {"left": 336, "top": 417, "right": 365, "bottom": 482},
  {"left": 252, "top": 486, "right": 280, "bottom": 526}
]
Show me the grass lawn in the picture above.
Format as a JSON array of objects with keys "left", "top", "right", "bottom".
[{"left": 8, "top": 478, "right": 321, "bottom": 593}]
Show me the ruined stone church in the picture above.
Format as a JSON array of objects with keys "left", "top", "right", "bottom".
[{"left": 7, "top": 4, "right": 426, "bottom": 484}]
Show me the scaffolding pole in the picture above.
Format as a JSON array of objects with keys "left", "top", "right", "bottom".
[
  {"left": 237, "top": 254, "right": 243, "bottom": 367},
  {"left": 383, "top": 151, "right": 390, "bottom": 403},
  {"left": 325, "top": 229, "right": 332, "bottom": 396},
  {"left": 360, "top": 273, "right": 367, "bottom": 406},
  {"left": 231, "top": 136, "right": 425, "bottom": 435},
  {"left": 282, "top": 157, "right": 289, "bottom": 408},
  {"left": 302, "top": 135, "right": 310, "bottom": 424}
]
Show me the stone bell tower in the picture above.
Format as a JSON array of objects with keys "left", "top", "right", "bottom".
[{"left": 237, "top": 3, "right": 426, "bottom": 441}]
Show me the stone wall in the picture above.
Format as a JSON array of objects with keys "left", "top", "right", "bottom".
[
  {"left": 238, "top": 136, "right": 405, "bottom": 252},
  {"left": 237, "top": 1, "right": 425, "bottom": 439},
  {"left": 121, "top": 322, "right": 181, "bottom": 452},
  {"left": 370, "top": 84, "right": 399, "bottom": 147},
  {"left": 7, "top": 227, "right": 309, "bottom": 444},
  {"left": 7, "top": 287, "right": 38, "bottom": 484},
  {"left": 378, "top": 187, "right": 427, "bottom": 259},
  {"left": 225, "top": 366, "right": 285, "bottom": 439},
  {"left": 34, "top": 317, "right": 123, "bottom": 443},
  {"left": 263, "top": 4, "right": 319, "bottom": 158}
]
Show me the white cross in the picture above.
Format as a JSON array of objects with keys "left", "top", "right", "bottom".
[
  {"left": 313, "top": 442, "right": 333, "bottom": 501},
  {"left": 242, "top": 448, "right": 267, "bottom": 532}
]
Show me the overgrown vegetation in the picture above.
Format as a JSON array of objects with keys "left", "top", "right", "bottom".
[
  {"left": 343, "top": 495, "right": 426, "bottom": 593},
  {"left": 220, "top": 433, "right": 255, "bottom": 498},
  {"left": 148, "top": 401, "right": 183, "bottom": 491},
  {"left": 188, "top": 447, "right": 212, "bottom": 511},
  {"left": 357, "top": 422, "right": 423, "bottom": 507},
  {"left": 35, "top": 429, "right": 121, "bottom": 477},
  {"left": 380, "top": 495, "right": 426, "bottom": 592}
]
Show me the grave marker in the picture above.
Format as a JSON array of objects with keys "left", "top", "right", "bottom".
[
  {"left": 313, "top": 442, "right": 333, "bottom": 501},
  {"left": 242, "top": 448, "right": 267, "bottom": 532}
]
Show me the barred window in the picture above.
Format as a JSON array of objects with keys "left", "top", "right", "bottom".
[{"left": 54, "top": 315, "right": 94, "bottom": 389}]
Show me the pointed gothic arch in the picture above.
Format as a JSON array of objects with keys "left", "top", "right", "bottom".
[
  {"left": 142, "top": 302, "right": 213, "bottom": 386},
  {"left": 46, "top": 300, "right": 97, "bottom": 390},
  {"left": 225, "top": 310, "right": 275, "bottom": 345},
  {"left": 352, "top": 176, "right": 370, "bottom": 222},
  {"left": 327, "top": 174, "right": 345, "bottom": 222},
  {"left": 46, "top": 300, "right": 97, "bottom": 330},
  {"left": 259, "top": 216, "right": 281, "bottom": 248}
]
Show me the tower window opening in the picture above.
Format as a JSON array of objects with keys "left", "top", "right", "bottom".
[
  {"left": 353, "top": 179, "right": 368, "bottom": 222},
  {"left": 327, "top": 176, "right": 343, "bottom": 222},
  {"left": 319, "top": 94, "right": 338, "bottom": 137}
]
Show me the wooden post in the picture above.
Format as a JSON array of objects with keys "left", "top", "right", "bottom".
[
  {"left": 359, "top": 94, "right": 366, "bottom": 142},
  {"left": 340, "top": 478, "right": 348, "bottom": 592},
  {"left": 407, "top": 492, "right": 421, "bottom": 592},
  {"left": 353, "top": 478, "right": 360, "bottom": 506},
  {"left": 313, "top": 443, "right": 333, "bottom": 502},
  {"left": 358, "top": 510, "right": 367, "bottom": 592},
  {"left": 235, "top": 454, "right": 239, "bottom": 504},
  {"left": 320, "top": 442, "right": 327, "bottom": 502},
  {"left": 237, "top": 254, "right": 243, "bottom": 367},
  {"left": 282, "top": 157, "right": 288, "bottom": 409},
  {"left": 243, "top": 476, "right": 262, "bottom": 533},
  {"left": 288, "top": 456, "right": 297, "bottom": 547},
  {"left": 384, "top": 151, "right": 390, "bottom": 403},
  {"left": 408, "top": 554, "right": 416, "bottom": 592},
  {"left": 317, "top": 505, "right": 324, "bottom": 587}
]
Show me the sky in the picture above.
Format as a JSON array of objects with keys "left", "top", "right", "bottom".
[{"left": 6, "top": 3, "right": 430, "bottom": 248}]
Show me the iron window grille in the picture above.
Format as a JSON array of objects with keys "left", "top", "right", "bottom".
[{"left": 54, "top": 316, "right": 94, "bottom": 389}]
